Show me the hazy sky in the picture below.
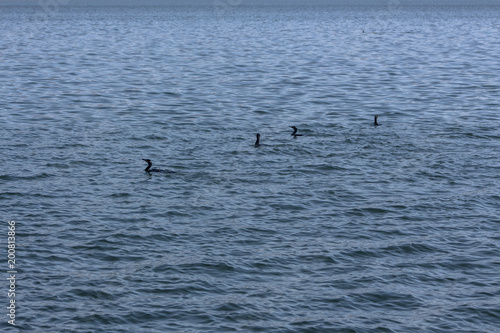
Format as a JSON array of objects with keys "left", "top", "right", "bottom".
[{"left": 1, "top": 0, "right": 499, "bottom": 5}]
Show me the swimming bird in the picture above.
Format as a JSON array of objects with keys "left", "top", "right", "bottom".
[
  {"left": 289, "top": 126, "right": 303, "bottom": 137},
  {"left": 374, "top": 115, "right": 379, "bottom": 126},
  {"left": 142, "top": 159, "right": 175, "bottom": 173},
  {"left": 255, "top": 133, "right": 261, "bottom": 147}
]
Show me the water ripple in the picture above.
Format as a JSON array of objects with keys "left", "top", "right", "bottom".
[{"left": 2, "top": 4, "right": 500, "bottom": 333}]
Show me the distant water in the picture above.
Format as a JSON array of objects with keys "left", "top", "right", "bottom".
[{"left": 1, "top": 4, "right": 500, "bottom": 332}]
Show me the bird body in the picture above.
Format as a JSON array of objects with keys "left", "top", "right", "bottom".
[
  {"left": 290, "top": 126, "right": 303, "bottom": 137},
  {"left": 142, "top": 159, "right": 175, "bottom": 173},
  {"left": 255, "top": 133, "right": 261, "bottom": 147}
]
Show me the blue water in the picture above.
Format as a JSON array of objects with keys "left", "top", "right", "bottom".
[{"left": 1, "top": 4, "right": 500, "bottom": 332}]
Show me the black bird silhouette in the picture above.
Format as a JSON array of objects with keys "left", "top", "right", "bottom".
[
  {"left": 289, "top": 126, "right": 303, "bottom": 137},
  {"left": 374, "top": 115, "right": 379, "bottom": 126},
  {"left": 142, "top": 159, "right": 175, "bottom": 173},
  {"left": 255, "top": 133, "right": 261, "bottom": 147}
]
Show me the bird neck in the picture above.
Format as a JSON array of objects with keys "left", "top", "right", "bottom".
[{"left": 145, "top": 162, "right": 152, "bottom": 172}]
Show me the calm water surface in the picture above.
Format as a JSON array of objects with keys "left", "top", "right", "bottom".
[{"left": 1, "top": 4, "right": 500, "bottom": 332}]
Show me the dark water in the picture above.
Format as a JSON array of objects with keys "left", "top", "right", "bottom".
[{"left": 1, "top": 3, "right": 500, "bottom": 332}]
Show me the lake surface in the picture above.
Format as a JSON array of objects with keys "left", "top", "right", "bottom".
[{"left": 1, "top": 3, "right": 499, "bottom": 332}]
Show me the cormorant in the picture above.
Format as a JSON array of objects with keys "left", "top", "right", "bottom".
[
  {"left": 142, "top": 159, "right": 175, "bottom": 173},
  {"left": 289, "top": 126, "right": 303, "bottom": 137},
  {"left": 255, "top": 133, "right": 261, "bottom": 147},
  {"left": 374, "top": 115, "right": 379, "bottom": 126}
]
